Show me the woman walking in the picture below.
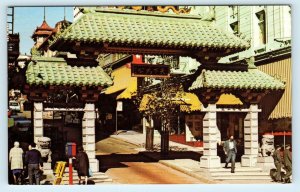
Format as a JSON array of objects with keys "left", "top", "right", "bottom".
[
  {"left": 75, "top": 146, "right": 90, "bottom": 185},
  {"left": 9, "top": 141, "right": 24, "bottom": 184}
]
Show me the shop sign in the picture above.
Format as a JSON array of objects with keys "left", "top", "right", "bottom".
[
  {"left": 131, "top": 63, "right": 170, "bottom": 78},
  {"left": 116, "top": 101, "right": 123, "bottom": 111}
]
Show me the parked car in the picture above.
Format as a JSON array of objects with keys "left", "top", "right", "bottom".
[
  {"left": 10, "top": 115, "right": 31, "bottom": 132},
  {"left": 9, "top": 100, "right": 20, "bottom": 111}
]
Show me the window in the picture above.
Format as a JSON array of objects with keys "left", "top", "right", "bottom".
[
  {"left": 256, "top": 10, "right": 266, "bottom": 45},
  {"left": 230, "top": 21, "right": 239, "bottom": 35}
]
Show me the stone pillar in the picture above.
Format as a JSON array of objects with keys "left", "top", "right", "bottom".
[
  {"left": 143, "top": 117, "right": 154, "bottom": 150},
  {"left": 82, "top": 103, "right": 99, "bottom": 172},
  {"left": 33, "top": 102, "right": 43, "bottom": 144},
  {"left": 200, "top": 104, "right": 221, "bottom": 168},
  {"left": 143, "top": 117, "right": 153, "bottom": 135},
  {"left": 241, "top": 104, "right": 259, "bottom": 167}
]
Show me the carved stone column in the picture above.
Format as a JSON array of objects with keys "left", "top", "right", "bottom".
[
  {"left": 241, "top": 104, "right": 260, "bottom": 167},
  {"left": 33, "top": 102, "right": 43, "bottom": 144},
  {"left": 82, "top": 103, "right": 99, "bottom": 172},
  {"left": 200, "top": 104, "right": 221, "bottom": 168},
  {"left": 143, "top": 117, "right": 154, "bottom": 150}
]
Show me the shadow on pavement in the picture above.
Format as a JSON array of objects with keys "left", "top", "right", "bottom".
[{"left": 97, "top": 151, "right": 202, "bottom": 172}]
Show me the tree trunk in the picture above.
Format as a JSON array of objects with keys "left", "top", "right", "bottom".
[
  {"left": 161, "top": 129, "right": 169, "bottom": 156},
  {"left": 145, "top": 126, "right": 154, "bottom": 150}
]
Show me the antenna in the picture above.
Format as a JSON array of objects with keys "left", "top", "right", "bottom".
[
  {"left": 64, "top": 7, "right": 66, "bottom": 20},
  {"left": 43, "top": 6, "right": 46, "bottom": 21}
]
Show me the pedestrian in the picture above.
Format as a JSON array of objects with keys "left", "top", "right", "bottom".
[
  {"left": 25, "top": 142, "right": 43, "bottom": 185},
  {"left": 9, "top": 141, "right": 24, "bottom": 184},
  {"left": 223, "top": 135, "right": 237, "bottom": 173},
  {"left": 75, "top": 146, "right": 90, "bottom": 185},
  {"left": 272, "top": 145, "right": 283, "bottom": 182},
  {"left": 283, "top": 144, "right": 292, "bottom": 183}
]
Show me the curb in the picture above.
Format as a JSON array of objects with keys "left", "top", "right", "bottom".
[{"left": 110, "top": 135, "right": 142, "bottom": 147}]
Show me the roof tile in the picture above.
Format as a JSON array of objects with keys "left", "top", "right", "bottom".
[
  {"left": 51, "top": 9, "right": 250, "bottom": 51},
  {"left": 189, "top": 69, "right": 285, "bottom": 90},
  {"left": 26, "top": 57, "right": 112, "bottom": 87}
]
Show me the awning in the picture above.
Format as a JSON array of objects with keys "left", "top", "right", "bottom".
[
  {"left": 104, "top": 64, "right": 137, "bottom": 95},
  {"left": 179, "top": 92, "right": 202, "bottom": 112},
  {"left": 216, "top": 94, "right": 243, "bottom": 105},
  {"left": 140, "top": 93, "right": 243, "bottom": 112},
  {"left": 258, "top": 58, "right": 291, "bottom": 119},
  {"left": 139, "top": 93, "right": 198, "bottom": 112},
  {"left": 264, "top": 132, "right": 292, "bottom": 136},
  {"left": 116, "top": 79, "right": 137, "bottom": 100}
]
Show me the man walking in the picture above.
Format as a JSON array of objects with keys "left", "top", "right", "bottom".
[
  {"left": 25, "top": 143, "right": 43, "bottom": 185},
  {"left": 283, "top": 144, "right": 292, "bottom": 183},
  {"left": 9, "top": 141, "right": 24, "bottom": 184},
  {"left": 272, "top": 145, "right": 283, "bottom": 182},
  {"left": 223, "top": 135, "right": 237, "bottom": 173}
]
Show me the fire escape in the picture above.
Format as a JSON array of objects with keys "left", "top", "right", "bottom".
[
  {"left": 7, "top": 7, "right": 20, "bottom": 65},
  {"left": 7, "top": 7, "right": 21, "bottom": 90}
]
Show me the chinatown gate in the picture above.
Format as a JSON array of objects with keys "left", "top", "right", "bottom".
[{"left": 25, "top": 7, "right": 285, "bottom": 171}]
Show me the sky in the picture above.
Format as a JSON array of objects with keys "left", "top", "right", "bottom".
[{"left": 13, "top": 6, "right": 73, "bottom": 55}]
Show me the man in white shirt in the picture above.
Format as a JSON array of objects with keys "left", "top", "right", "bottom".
[{"left": 223, "top": 135, "right": 237, "bottom": 173}]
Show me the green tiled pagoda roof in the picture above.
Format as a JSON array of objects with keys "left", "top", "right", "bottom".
[
  {"left": 189, "top": 69, "right": 285, "bottom": 90},
  {"left": 26, "top": 57, "right": 113, "bottom": 86},
  {"left": 50, "top": 9, "right": 250, "bottom": 51}
]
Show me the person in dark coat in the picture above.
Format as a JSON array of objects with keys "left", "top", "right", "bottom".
[
  {"left": 223, "top": 135, "right": 237, "bottom": 173},
  {"left": 75, "top": 146, "right": 89, "bottom": 185},
  {"left": 25, "top": 143, "right": 43, "bottom": 185},
  {"left": 272, "top": 145, "right": 283, "bottom": 182},
  {"left": 283, "top": 144, "right": 292, "bottom": 183}
]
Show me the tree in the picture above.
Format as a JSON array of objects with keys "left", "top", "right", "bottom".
[{"left": 135, "top": 78, "right": 189, "bottom": 155}]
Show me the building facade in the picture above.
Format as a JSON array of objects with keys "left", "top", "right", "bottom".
[{"left": 212, "top": 5, "right": 292, "bottom": 146}]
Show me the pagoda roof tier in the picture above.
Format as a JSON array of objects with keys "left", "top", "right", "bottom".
[
  {"left": 26, "top": 57, "right": 113, "bottom": 87},
  {"left": 189, "top": 68, "right": 285, "bottom": 91},
  {"left": 32, "top": 20, "right": 56, "bottom": 38},
  {"left": 50, "top": 8, "right": 250, "bottom": 62}
]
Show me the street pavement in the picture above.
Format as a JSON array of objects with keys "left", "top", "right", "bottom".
[
  {"left": 106, "top": 162, "right": 205, "bottom": 184},
  {"left": 38, "top": 131, "right": 277, "bottom": 185},
  {"left": 105, "top": 131, "right": 277, "bottom": 184}
]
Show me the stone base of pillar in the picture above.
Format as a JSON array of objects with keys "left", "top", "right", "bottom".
[
  {"left": 200, "top": 156, "right": 221, "bottom": 168},
  {"left": 43, "top": 162, "right": 51, "bottom": 170},
  {"left": 154, "top": 130, "right": 160, "bottom": 137},
  {"left": 256, "top": 156, "right": 275, "bottom": 171},
  {"left": 89, "top": 158, "right": 99, "bottom": 172},
  {"left": 241, "top": 155, "right": 257, "bottom": 167}
]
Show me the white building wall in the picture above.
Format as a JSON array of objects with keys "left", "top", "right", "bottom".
[
  {"left": 214, "top": 6, "right": 229, "bottom": 32},
  {"left": 211, "top": 5, "right": 291, "bottom": 63}
]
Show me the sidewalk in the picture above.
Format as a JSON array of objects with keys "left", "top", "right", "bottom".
[
  {"left": 110, "top": 131, "right": 203, "bottom": 152},
  {"left": 159, "top": 159, "right": 275, "bottom": 184}
]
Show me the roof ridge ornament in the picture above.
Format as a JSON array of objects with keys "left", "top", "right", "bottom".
[
  {"left": 117, "top": 6, "right": 191, "bottom": 14},
  {"left": 246, "top": 56, "right": 257, "bottom": 69}
]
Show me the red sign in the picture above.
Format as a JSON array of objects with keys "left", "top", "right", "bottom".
[{"left": 132, "top": 54, "right": 143, "bottom": 64}]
